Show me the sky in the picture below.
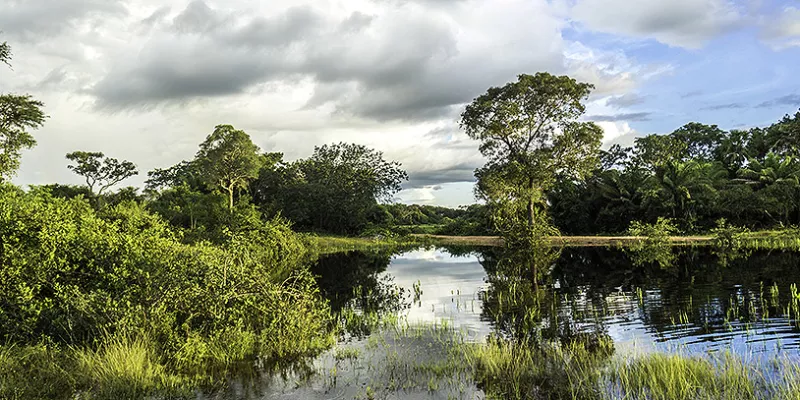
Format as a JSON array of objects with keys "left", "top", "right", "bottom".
[{"left": 1, "top": 0, "right": 799, "bottom": 207}]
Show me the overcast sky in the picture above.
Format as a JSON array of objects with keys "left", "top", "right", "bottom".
[{"left": 2, "top": 0, "right": 799, "bottom": 207}]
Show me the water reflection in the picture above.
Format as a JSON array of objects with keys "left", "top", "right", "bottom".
[{"left": 314, "top": 246, "right": 800, "bottom": 357}]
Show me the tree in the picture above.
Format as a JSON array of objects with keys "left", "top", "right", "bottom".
[
  {"left": 0, "top": 40, "right": 47, "bottom": 181},
  {"left": 195, "top": 125, "right": 263, "bottom": 210},
  {"left": 767, "top": 110, "right": 800, "bottom": 156},
  {"left": 65, "top": 151, "right": 138, "bottom": 196},
  {"left": 460, "top": 73, "right": 603, "bottom": 227},
  {"left": 633, "top": 134, "right": 687, "bottom": 170},
  {"left": 0, "top": 41, "right": 10, "bottom": 66},
  {"left": 671, "top": 122, "right": 725, "bottom": 162},
  {"left": 252, "top": 143, "right": 408, "bottom": 234}
]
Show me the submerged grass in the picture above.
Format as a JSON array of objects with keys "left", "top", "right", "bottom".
[{"left": 320, "top": 311, "right": 800, "bottom": 400}]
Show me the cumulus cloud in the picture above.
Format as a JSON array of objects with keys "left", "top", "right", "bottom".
[
  {"left": 0, "top": 0, "right": 127, "bottom": 42},
  {"left": 760, "top": 7, "right": 800, "bottom": 49},
  {"left": 91, "top": 0, "right": 571, "bottom": 122},
  {"left": 570, "top": 0, "right": 744, "bottom": 48}
]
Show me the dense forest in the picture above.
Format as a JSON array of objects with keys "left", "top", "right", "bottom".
[{"left": 550, "top": 115, "right": 800, "bottom": 234}]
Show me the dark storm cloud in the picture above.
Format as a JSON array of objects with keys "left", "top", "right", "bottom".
[
  {"left": 92, "top": 1, "right": 319, "bottom": 108},
  {"left": 757, "top": 94, "right": 800, "bottom": 108},
  {"left": 405, "top": 162, "right": 478, "bottom": 189},
  {"left": 0, "top": 0, "right": 127, "bottom": 41},
  {"left": 92, "top": 41, "right": 283, "bottom": 107},
  {"left": 586, "top": 112, "right": 652, "bottom": 122},
  {"left": 700, "top": 102, "right": 745, "bottom": 111},
  {"left": 90, "top": 0, "right": 563, "bottom": 121}
]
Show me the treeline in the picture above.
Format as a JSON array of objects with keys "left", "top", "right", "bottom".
[
  {"left": 550, "top": 113, "right": 800, "bottom": 234},
  {"left": 38, "top": 112, "right": 800, "bottom": 238}
]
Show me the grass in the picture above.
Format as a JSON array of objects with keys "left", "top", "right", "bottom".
[
  {"left": 73, "top": 335, "right": 187, "bottom": 399},
  {"left": 306, "top": 234, "right": 429, "bottom": 254},
  {"left": 0, "top": 336, "right": 188, "bottom": 400},
  {"left": 323, "top": 309, "right": 800, "bottom": 400}
]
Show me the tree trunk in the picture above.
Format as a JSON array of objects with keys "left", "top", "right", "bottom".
[
  {"left": 227, "top": 187, "right": 234, "bottom": 210},
  {"left": 527, "top": 197, "right": 535, "bottom": 227}
]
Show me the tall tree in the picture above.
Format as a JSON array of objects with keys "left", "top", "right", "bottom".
[
  {"left": 195, "top": 124, "right": 263, "bottom": 210},
  {"left": 0, "top": 40, "right": 47, "bottom": 181},
  {"left": 460, "top": 72, "right": 603, "bottom": 227},
  {"left": 252, "top": 143, "right": 408, "bottom": 234},
  {"left": 65, "top": 151, "right": 138, "bottom": 196},
  {"left": 671, "top": 122, "right": 725, "bottom": 161}
]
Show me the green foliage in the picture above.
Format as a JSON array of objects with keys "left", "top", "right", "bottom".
[
  {"left": 65, "top": 151, "right": 138, "bottom": 196},
  {"left": 461, "top": 72, "right": 603, "bottom": 228},
  {"left": 0, "top": 94, "right": 47, "bottom": 180},
  {"left": 550, "top": 112, "right": 800, "bottom": 235},
  {"left": 196, "top": 124, "right": 264, "bottom": 210},
  {"left": 0, "top": 184, "right": 334, "bottom": 394},
  {"left": 626, "top": 218, "right": 679, "bottom": 268},
  {"left": 0, "top": 41, "right": 10, "bottom": 66},
  {"left": 253, "top": 143, "right": 408, "bottom": 235},
  {"left": 711, "top": 218, "right": 749, "bottom": 252},
  {"left": 0, "top": 343, "right": 76, "bottom": 400},
  {"left": 0, "top": 40, "right": 47, "bottom": 180}
]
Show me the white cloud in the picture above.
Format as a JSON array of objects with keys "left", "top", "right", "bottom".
[
  {"left": 761, "top": 7, "right": 800, "bottom": 50},
  {"left": 570, "top": 0, "right": 744, "bottom": 49}
]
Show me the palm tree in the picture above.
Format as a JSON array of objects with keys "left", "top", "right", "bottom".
[
  {"left": 737, "top": 152, "right": 800, "bottom": 189},
  {"left": 737, "top": 153, "right": 800, "bottom": 223},
  {"left": 648, "top": 160, "right": 726, "bottom": 225}
]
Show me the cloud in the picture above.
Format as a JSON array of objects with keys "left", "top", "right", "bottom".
[
  {"left": 605, "top": 93, "right": 646, "bottom": 108},
  {"left": 570, "top": 0, "right": 743, "bottom": 48},
  {"left": 595, "top": 121, "right": 639, "bottom": 146},
  {"left": 681, "top": 90, "right": 704, "bottom": 98},
  {"left": 91, "top": 0, "right": 568, "bottom": 122},
  {"left": 757, "top": 94, "right": 800, "bottom": 108},
  {"left": 406, "top": 163, "right": 478, "bottom": 189},
  {"left": 760, "top": 7, "right": 800, "bottom": 49},
  {"left": 586, "top": 112, "right": 652, "bottom": 122},
  {"left": 0, "top": 0, "right": 127, "bottom": 42},
  {"left": 700, "top": 102, "right": 746, "bottom": 111}
]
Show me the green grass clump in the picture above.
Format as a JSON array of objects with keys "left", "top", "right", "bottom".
[
  {"left": 466, "top": 336, "right": 611, "bottom": 400},
  {"left": 74, "top": 335, "right": 187, "bottom": 399},
  {"left": 611, "top": 353, "right": 755, "bottom": 400}
]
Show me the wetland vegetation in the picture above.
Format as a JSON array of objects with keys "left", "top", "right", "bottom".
[{"left": 3, "top": 36, "right": 800, "bottom": 399}]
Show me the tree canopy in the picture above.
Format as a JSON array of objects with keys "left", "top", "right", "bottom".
[
  {"left": 461, "top": 72, "right": 603, "bottom": 227},
  {"left": 196, "top": 124, "right": 263, "bottom": 210},
  {"left": 0, "top": 40, "right": 47, "bottom": 181},
  {"left": 252, "top": 143, "right": 408, "bottom": 234},
  {"left": 65, "top": 151, "right": 138, "bottom": 196}
]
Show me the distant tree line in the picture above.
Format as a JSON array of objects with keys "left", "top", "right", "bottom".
[{"left": 549, "top": 113, "right": 800, "bottom": 234}]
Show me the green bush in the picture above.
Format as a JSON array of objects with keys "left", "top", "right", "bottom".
[
  {"left": 0, "top": 184, "right": 334, "bottom": 391},
  {"left": 626, "top": 218, "right": 678, "bottom": 268}
]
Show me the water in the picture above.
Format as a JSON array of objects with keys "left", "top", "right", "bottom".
[{"left": 212, "top": 246, "right": 800, "bottom": 398}]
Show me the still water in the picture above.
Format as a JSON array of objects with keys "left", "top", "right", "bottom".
[{"left": 212, "top": 246, "right": 800, "bottom": 399}]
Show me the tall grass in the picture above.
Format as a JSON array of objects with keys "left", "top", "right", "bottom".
[{"left": 74, "top": 335, "right": 187, "bottom": 399}]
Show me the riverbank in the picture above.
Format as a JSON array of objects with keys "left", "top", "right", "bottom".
[{"left": 412, "top": 234, "right": 714, "bottom": 247}]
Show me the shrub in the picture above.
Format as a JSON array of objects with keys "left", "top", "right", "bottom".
[
  {"left": 626, "top": 218, "right": 678, "bottom": 268},
  {"left": 0, "top": 184, "right": 334, "bottom": 390}
]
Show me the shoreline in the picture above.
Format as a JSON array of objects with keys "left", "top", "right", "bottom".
[{"left": 412, "top": 234, "right": 713, "bottom": 247}]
